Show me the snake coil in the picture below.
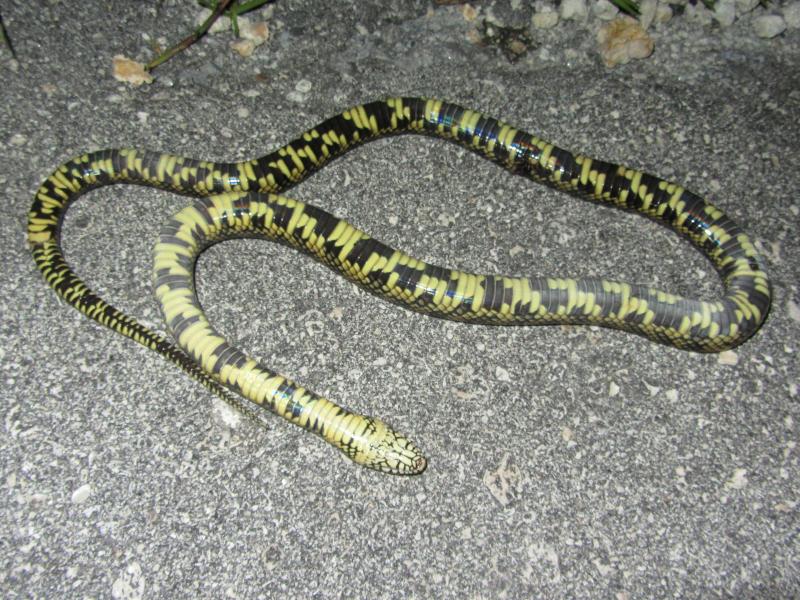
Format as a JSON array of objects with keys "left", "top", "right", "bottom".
[{"left": 28, "top": 98, "right": 771, "bottom": 474}]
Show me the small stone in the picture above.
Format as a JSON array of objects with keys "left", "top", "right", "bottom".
[
  {"left": 592, "top": 0, "right": 620, "bottom": 21},
  {"left": 597, "top": 17, "right": 654, "bottom": 67},
  {"left": 718, "top": 350, "right": 739, "bottom": 366},
  {"left": 495, "top": 366, "right": 511, "bottom": 382},
  {"left": 240, "top": 20, "right": 269, "bottom": 44},
  {"left": 295, "top": 79, "right": 313, "bottom": 93},
  {"left": 736, "top": 0, "right": 760, "bottom": 15},
  {"left": 71, "top": 484, "right": 91, "bottom": 504},
  {"left": 111, "top": 55, "right": 153, "bottom": 86},
  {"left": 231, "top": 39, "right": 256, "bottom": 57},
  {"left": 214, "top": 399, "right": 243, "bottom": 429},
  {"left": 461, "top": 3, "right": 478, "bottom": 21},
  {"left": 725, "top": 468, "right": 748, "bottom": 490},
  {"left": 638, "top": 0, "right": 658, "bottom": 29},
  {"left": 788, "top": 299, "right": 800, "bottom": 323},
  {"left": 685, "top": 1, "right": 713, "bottom": 26},
  {"left": 436, "top": 212, "right": 455, "bottom": 226},
  {"left": 785, "top": 2, "right": 800, "bottom": 28},
  {"left": 532, "top": 9, "right": 559, "bottom": 29},
  {"left": 196, "top": 8, "right": 231, "bottom": 33},
  {"left": 561, "top": 0, "right": 588, "bottom": 21},
  {"left": 713, "top": 0, "right": 737, "bottom": 27},
  {"left": 753, "top": 14, "right": 787, "bottom": 38},
  {"left": 9, "top": 133, "right": 27, "bottom": 146},
  {"left": 654, "top": 2, "right": 672, "bottom": 24}
]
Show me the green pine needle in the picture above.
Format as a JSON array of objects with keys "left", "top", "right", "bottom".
[
  {"left": 197, "top": 0, "right": 273, "bottom": 36},
  {"left": 0, "top": 10, "right": 17, "bottom": 59},
  {"left": 611, "top": 0, "right": 641, "bottom": 16}
]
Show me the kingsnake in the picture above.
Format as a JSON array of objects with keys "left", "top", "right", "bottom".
[{"left": 28, "top": 98, "right": 771, "bottom": 475}]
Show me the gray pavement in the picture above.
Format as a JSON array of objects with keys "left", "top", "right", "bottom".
[{"left": 1, "top": 1, "right": 798, "bottom": 597}]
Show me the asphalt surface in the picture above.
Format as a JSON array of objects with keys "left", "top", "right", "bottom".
[{"left": 1, "top": 1, "right": 798, "bottom": 597}]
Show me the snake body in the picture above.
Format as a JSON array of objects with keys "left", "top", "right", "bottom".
[{"left": 28, "top": 98, "right": 771, "bottom": 474}]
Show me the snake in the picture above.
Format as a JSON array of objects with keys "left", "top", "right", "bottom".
[{"left": 28, "top": 97, "right": 771, "bottom": 475}]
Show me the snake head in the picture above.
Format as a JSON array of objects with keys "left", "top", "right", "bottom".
[{"left": 342, "top": 416, "right": 427, "bottom": 475}]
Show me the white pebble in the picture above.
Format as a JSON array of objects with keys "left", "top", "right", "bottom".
[
  {"left": 9, "top": 133, "right": 27, "bottom": 146},
  {"left": 685, "top": 2, "right": 713, "bottom": 26},
  {"left": 638, "top": 0, "right": 659, "bottom": 29},
  {"left": 718, "top": 350, "right": 739, "bottom": 366},
  {"left": 736, "top": 0, "right": 759, "bottom": 15},
  {"left": 592, "top": 0, "right": 619, "bottom": 21},
  {"left": 713, "top": 0, "right": 737, "bottom": 28},
  {"left": 71, "top": 483, "right": 91, "bottom": 504},
  {"left": 788, "top": 299, "right": 800, "bottom": 323},
  {"left": 495, "top": 366, "right": 511, "bottom": 382},
  {"left": 560, "top": 0, "right": 588, "bottom": 21},
  {"left": 725, "top": 468, "right": 748, "bottom": 490},
  {"left": 295, "top": 79, "right": 313, "bottom": 93},
  {"left": 532, "top": 10, "right": 559, "bottom": 29},
  {"left": 753, "top": 14, "right": 786, "bottom": 38},
  {"left": 785, "top": 2, "right": 800, "bottom": 28},
  {"left": 654, "top": 2, "right": 672, "bottom": 24}
]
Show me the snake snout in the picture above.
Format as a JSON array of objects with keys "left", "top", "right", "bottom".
[
  {"left": 352, "top": 417, "right": 427, "bottom": 475},
  {"left": 377, "top": 439, "right": 428, "bottom": 476}
]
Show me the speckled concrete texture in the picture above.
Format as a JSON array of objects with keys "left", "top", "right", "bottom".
[{"left": 1, "top": 1, "right": 798, "bottom": 597}]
